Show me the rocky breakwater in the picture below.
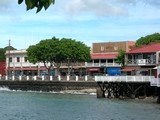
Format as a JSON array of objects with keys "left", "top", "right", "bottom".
[{"left": 0, "top": 80, "right": 99, "bottom": 92}]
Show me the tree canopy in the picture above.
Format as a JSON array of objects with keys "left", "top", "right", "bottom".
[
  {"left": 115, "top": 49, "right": 126, "bottom": 67},
  {"left": 135, "top": 33, "right": 160, "bottom": 47},
  {"left": 27, "top": 37, "right": 90, "bottom": 75},
  {"left": 0, "top": 46, "right": 16, "bottom": 61},
  {"left": 18, "top": 0, "right": 55, "bottom": 13}
]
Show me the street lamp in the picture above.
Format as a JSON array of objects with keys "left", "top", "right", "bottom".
[
  {"left": 67, "top": 58, "right": 70, "bottom": 75},
  {"left": 8, "top": 40, "right": 11, "bottom": 77}
]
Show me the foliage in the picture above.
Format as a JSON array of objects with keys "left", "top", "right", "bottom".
[
  {"left": 27, "top": 37, "right": 90, "bottom": 75},
  {"left": 60, "top": 38, "right": 90, "bottom": 63},
  {"left": 0, "top": 46, "right": 16, "bottom": 61},
  {"left": 27, "top": 37, "right": 59, "bottom": 75},
  {"left": 4, "top": 46, "right": 16, "bottom": 51},
  {"left": 115, "top": 49, "right": 126, "bottom": 66},
  {"left": 136, "top": 33, "right": 160, "bottom": 47},
  {"left": 18, "top": 0, "right": 55, "bottom": 13},
  {"left": 0, "top": 48, "right": 5, "bottom": 61}
]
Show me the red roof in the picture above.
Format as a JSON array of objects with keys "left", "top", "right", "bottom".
[
  {"left": 127, "top": 43, "right": 160, "bottom": 54},
  {"left": 91, "top": 53, "right": 118, "bottom": 59}
]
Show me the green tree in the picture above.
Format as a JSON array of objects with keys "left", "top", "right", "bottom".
[
  {"left": 0, "top": 48, "right": 5, "bottom": 61},
  {"left": 60, "top": 38, "right": 90, "bottom": 75},
  {"left": 27, "top": 37, "right": 90, "bottom": 76},
  {"left": 136, "top": 33, "right": 160, "bottom": 47},
  {"left": 18, "top": 0, "right": 55, "bottom": 13},
  {"left": 4, "top": 46, "right": 17, "bottom": 51},
  {"left": 0, "top": 46, "right": 16, "bottom": 61},
  {"left": 115, "top": 49, "right": 126, "bottom": 67},
  {"left": 27, "top": 37, "right": 60, "bottom": 76}
]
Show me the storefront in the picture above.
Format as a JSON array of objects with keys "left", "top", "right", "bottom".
[{"left": 106, "top": 67, "right": 121, "bottom": 76}]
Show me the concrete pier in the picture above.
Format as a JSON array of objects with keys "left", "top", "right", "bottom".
[
  {"left": 96, "top": 88, "right": 105, "bottom": 98},
  {"left": 96, "top": 82, "right": 155, "bottom": 99},
  {"left": 157, "top": 87, "right": 160, "bottom": 103},
  {"left": 0, "top": 81, "right": 98, "bottom": 92}
]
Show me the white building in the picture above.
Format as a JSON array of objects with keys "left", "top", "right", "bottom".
[
  {"left": 5, "top": 49, "right": 84, "bottom": 76},
  {"left": 6, "top": 49, "right": 49, "bottom": 76}
]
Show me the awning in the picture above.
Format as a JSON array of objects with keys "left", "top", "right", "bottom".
[
  {"left": 87, "top": 68, "right": 100, "bottom": 72},
  {"left": 121, "top": 66, "right": 152, "bottom": 72},
  {"left": 121, "top": 67, "right": 140, "bottom": 72},
  {"left": 152, "top": 66, "right": 160, "bottom": 69},
  {"left": 153, "top": 67, "right": 157, "bottom": 69}
]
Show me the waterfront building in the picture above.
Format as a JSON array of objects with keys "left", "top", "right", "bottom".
[
  {"left": 86, "top": 41, "right": 135, "bottom": 75},
  {"left": 5, "top": 41, "right": 135, "bottom": 76},
  {"left": 5, "top": 49, "right": 85, "bottom": 76},
  {"left": 122, "top": 42, "right": 160, "bottom": 76}
]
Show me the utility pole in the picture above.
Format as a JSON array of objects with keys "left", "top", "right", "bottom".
[{"left": 8, "top": 40, "right": 11, "bottom": 77}]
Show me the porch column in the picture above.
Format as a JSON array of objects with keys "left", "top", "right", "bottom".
[
  {"left": 92, "top": 60, "right": 94, "bottom": 67},
  {"left": 156, "top": 52, "right": 159, "bottom": 65},
  {"left": 125, "top": 54, "right": 127, "bottom": 65},
  {"left": 106, "top": 59, "right": 108, "bottom": 66},
  {"left": 142, "top": 53, "right": 143, "bottom": 59},
  {"left": 132, "top": 54, "right": 134, "bottom": 64},
  {"left": 113, "top": 59, "right": 115, "bottom": 66}
]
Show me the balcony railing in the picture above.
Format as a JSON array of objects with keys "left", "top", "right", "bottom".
[
  {"left": 85, "top": 62, "right": 121, "bottom": 67},
  {"left": 8, "top": 62, "right": 85, "bottom": 68},
  {"left": 127, "top": 59, "right": 156, "bottom": 65}
]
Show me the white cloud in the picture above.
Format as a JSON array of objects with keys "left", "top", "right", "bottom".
[
  {"left": 116, "top": 0, "right": 160, "bottom": 7},
  {"left": 63, "top": 0, "right": 128, "bottom": 17},
  {"left": 145, "top": 0, "right": 160, "bottom": 7},
  {"left": 0, "top": 0, "right": 18, "bottom": 14}
]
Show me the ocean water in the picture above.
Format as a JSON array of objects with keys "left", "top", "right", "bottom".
[{"left": 0, "top": 88, "right": 160, "bottom": 120}]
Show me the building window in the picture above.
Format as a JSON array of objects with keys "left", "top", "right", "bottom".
[
  {"left": 114, "top": 46, "right": 118, "bottom": 51},
  {"left": 101, "top": 46, "right": 104, "bottom": 52},
  {"left": 100, "top": 59, "right": 106, "bottom": 63},
  {"left": 128, "top": 54, "right": 132, "bottom": 59},
  {"left": 9, "top": 57, "right": 12, "bottom": 62},
  {"left": 17, "top": 57, "right": 20, "bottom": 62},
  {"left": 24, "top": 57, "right": 28, "bottom": 62},
  {"left": 108, "top": 59, "right": 113, "bottom": 63},
  {"left": 94, "top": 59, "right": 99, "bottom": 63}
]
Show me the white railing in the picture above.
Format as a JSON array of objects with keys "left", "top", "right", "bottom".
[
  {"left": 95, "top": 76, "right": 155, "bottom": 83},
  {"left": 150, "top": 77, "right": 160, "bottom": 87},
  {"left": 0, "top": 75, "right": 91, "bottom": 82},
  {"left": 85, "top": 62, "right": 121, "bottom": 67},
  {"left": 8, "top": 62, "right": 46, "bottom": 68},
  {"left": 127, "top": 59, "right": 156, "bottom": 65},
  {"left": 1, "top": 75, "right": 160, "bottom": 87}
]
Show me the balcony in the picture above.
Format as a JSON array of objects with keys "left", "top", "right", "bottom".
[
  {"left": 85, "top": 62, "right": 121, "bottom": 67},
  {"left": 61, "top": 62, "right": 85, "bottom": 67},
  {"left": 8, "top": 62, "right": 85, "bottom": 68},
  {"left": 127, "top": 59, "right": 156, "bottom": 66},
  {"left": 8, "top": 62, "right": 40, "bottom": 68}
]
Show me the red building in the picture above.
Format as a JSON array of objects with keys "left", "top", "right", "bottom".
[
  {"left": 0, "top": 61, "right": 6, "bottom": 76},
  {"left": 86, "top": 41, "right": 135, "bottom": 75},
  {"left": 123, "top": 42, "right": 160, "bottom": 76}
]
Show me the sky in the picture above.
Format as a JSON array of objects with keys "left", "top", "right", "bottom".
[{"left": 0, "top": 0, "right": 160, "bottom": 49}]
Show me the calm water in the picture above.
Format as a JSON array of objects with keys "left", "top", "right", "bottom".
[{"left": 0, "top": 89, "right": 160, "bottom": 120}]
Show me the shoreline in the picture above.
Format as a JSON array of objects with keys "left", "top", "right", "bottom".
[
  {"left": 0, "top": 86, "right": 158, "bottom": 103},
  {"left": 62, "top": 88, "right": 97, "bottom": 94}
]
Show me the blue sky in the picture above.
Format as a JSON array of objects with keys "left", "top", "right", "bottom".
[{"left": 0, "top": 0, "right": 160, "bottom": 49}]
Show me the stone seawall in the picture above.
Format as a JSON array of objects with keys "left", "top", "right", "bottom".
[{"left": 0, "top": 81, "right": 99, "bottom": 92}]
